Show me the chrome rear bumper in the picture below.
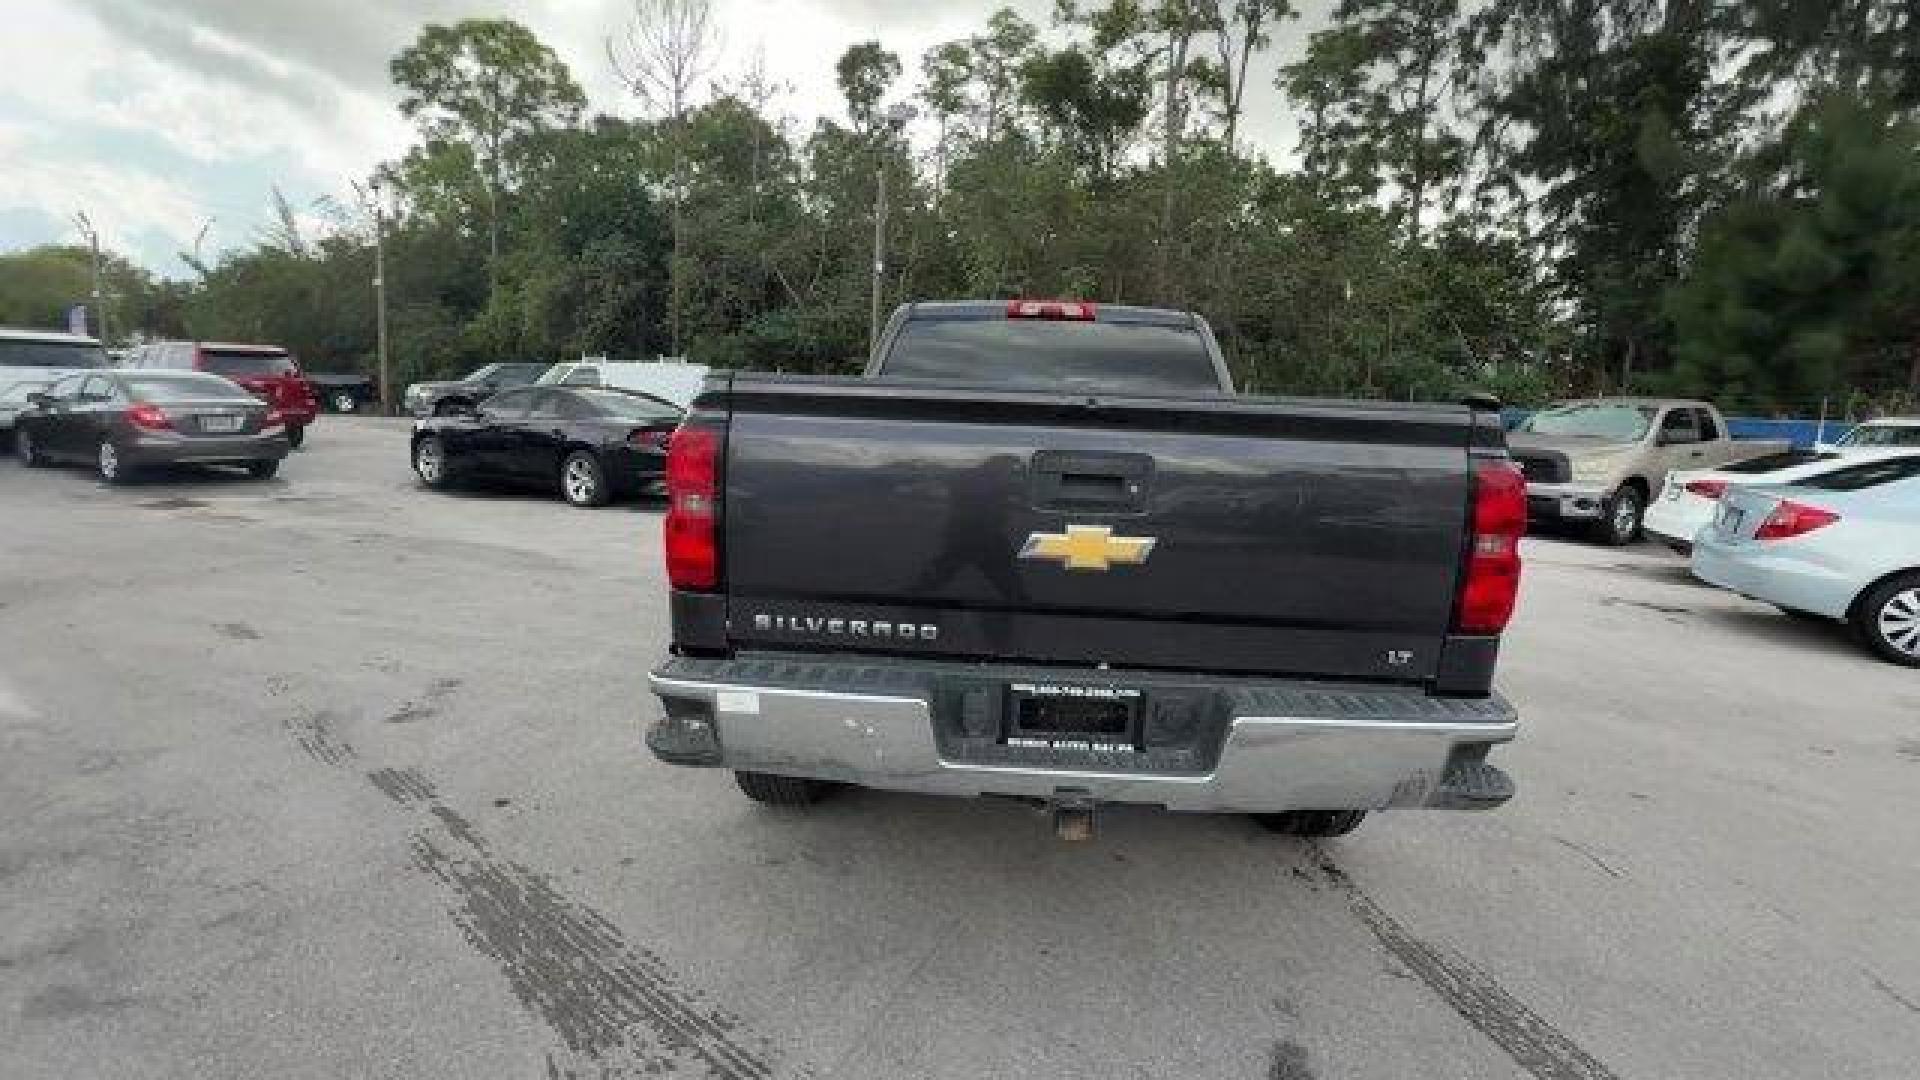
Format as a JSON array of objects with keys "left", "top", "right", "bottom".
[{"left": 647, "top": 655, "right": 1517, "bottom": 815}]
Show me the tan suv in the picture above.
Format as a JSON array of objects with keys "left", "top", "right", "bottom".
[{"left": 1508, "top": 398, "right": 1788, "bottom": 545}]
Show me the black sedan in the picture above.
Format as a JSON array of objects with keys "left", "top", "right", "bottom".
[
  {"left": 409, "top": 385, "right": 683, "bottom": 507},
  {"left": 15, "top": 369, "right": 290, "bottom": 483}
]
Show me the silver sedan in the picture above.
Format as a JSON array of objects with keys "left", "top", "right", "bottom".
[{"left": 1692, "top": 455, "right": 1920, "bottom": 666}]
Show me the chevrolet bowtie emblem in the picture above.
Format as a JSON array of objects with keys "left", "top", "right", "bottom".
[{"left": 1019, "top": 525, "right": 1157, "bottom": 571}]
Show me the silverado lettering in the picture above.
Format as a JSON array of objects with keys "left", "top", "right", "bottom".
[{"left": 752, "top": 613, "right": 939, "bottom": 641}]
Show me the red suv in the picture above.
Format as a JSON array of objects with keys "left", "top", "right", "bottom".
[{"left": 128, "top": 342, "right": 319, "bottom": 446}]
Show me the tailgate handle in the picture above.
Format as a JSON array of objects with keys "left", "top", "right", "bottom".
[
  {"left": 1032, "top": 451, "right": 1152, "bottom": 512},
  {"left": 1059, "top": 471, "right": 1128, "bottom": 497}
]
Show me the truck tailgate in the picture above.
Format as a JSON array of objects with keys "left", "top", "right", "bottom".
[{"left": 718, "top": 377, "right": 1477, "bottom": 684}]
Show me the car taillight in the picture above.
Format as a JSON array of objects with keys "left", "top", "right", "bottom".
[
  {"left": 1006, "top": 299, "right": 1096, "bottom": 321},
  {"left": 628, "top": 427, "right": 672, "bottom": 450},
  {"left": 126, "top": 402, "right": 172, "bottom": 431},
  {"left": 664, "top": 423, "right": 721, "bottom": 591},
  {"left": 1454, "top": 460, "right": 1527, "bottom": 634},
  {"left": 1754, "top": 499, "right": 1839, "bottom": 540},
  {"left": 1683, "top": 479, "right": 1727, "bottom": 500}
]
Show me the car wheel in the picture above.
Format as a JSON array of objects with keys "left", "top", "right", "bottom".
[
  {"left": 559, "top": 450, "right": 609, "bottom": 507},
  {"left": 96, "top": 438, "right": 131, "bottom": 485},
  {"left": 285, "top": 424, "right": 306, "bottom": 449},
  {"left": 734, "top": 771, "right": 831, "bottom": 806},
  {"left": 15, "top": 427, "right": 46, "bottom": 467},
  {"left": 413, "top": 436, "right": 453, "bottom": 489},
  {"left": 1854, "top": 572, "right": 1920, "bottom": 668},
  {"left": 1596, "top": 484, "right": 1645, "bottom": 546},
  {"left": 247, "top": 459, "right": 280, "bottom": 480},
  {"left": 1253, "top": 809, "right": 1368, "bottom": 837},
  {"left": 330, "top": 391, "right": 358, "bottom": 413}
]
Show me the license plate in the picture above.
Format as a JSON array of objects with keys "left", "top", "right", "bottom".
[
  {"left": 1005, "top": 682, "right": 1140, "bottom": 752},
  {"left": 201, "top": 415, "right": 242, "bottom": 433},
  {"left": 1717, "top": 505, "right": 1745, "bottom": 535}
]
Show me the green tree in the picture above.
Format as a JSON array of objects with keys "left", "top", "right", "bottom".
[
  {"left": 1487, "top": 0, "right": 1736, "bottom": 390},
  {"left": 1666, "top": 96, "right": 1920, "bottom": 410},
  {"left": 1281, "top": 0, "right": 1477, "bottom": 242},
  {"left": 391, "top": 19, "right": 587, "bottom": 284}
]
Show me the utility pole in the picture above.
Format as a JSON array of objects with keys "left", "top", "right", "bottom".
[
  {"left": 72, "top": 212, "right": 108, "bottom": 345},
  {"left": 868, "top": 163, "right": 888, "bottom": 357},
  {"left": 353, "top": 179, "right": 393, "bottom": 414}
]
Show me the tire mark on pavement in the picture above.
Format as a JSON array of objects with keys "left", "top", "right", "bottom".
[
  {"left": 385, "top": 678, "right": 463, "bottom": 724},
  {"left": 408, "top": 813, "right": 779, "bottom": 1079},
  {"left": 1313, "top": 848, "right": 1621, "bottom": 1080},
  {"left": 1268, "top": 1039, "right": 1315, "bottom": 1080},
  {"left": 366, "top": 767, "right": 436, "bottom": 804},
  {"left": 283, "top": 709, "right": 355, "bottom": 766},
  {"left": 1551, "top": 836, "right": 1625, "bottom": 880},
  {"left": 278, "top": 707, "right": 796, "bottom": 1078},
  {"left": 1864, "top": 970, "right": 1920, "bottom": 1015}
]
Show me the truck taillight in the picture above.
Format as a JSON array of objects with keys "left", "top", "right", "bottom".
[
  {"left": 664, "top": 423, "right": 721, "bottom": 590},
  {"left": 1455, "top": 460, "right": 1526, "bottom": 634},
  {"left": 1006, "top": 299, "right": 1096, "bottom": 321},
  {"left": 1753, "top": 499, "right": 1839, "bottom": 540}
]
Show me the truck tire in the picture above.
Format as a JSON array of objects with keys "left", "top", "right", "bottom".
[
  {"left": 1594, "top": 483, "right": 1644, "bottom": 546},
  {"left": 1852, "top": 572, "right": 1920, "bottom": 668},
  {"left": 1254, "top": 809, "right": 1368, "bottom": 837},
  {"left": 734, "top": 771, "right": 830, "bottom": 806}
]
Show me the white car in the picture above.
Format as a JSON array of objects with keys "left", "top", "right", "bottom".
[
  {"left": 538, "top": 361, "right": 709, "bottom": 408},
  {"left": 1646, "top": 447, "right": 1920, "bottom": 553},
  {"left": 1691, "top": 455, "right": 1920, "bottom": 666},
  {"left": 1826, "top": 416, "right": 1920, "bottom": 451}
]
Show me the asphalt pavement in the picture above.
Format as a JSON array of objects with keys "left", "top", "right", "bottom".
[{"left": 2, "top": 417, "right": 1917, "bottom": 1080}]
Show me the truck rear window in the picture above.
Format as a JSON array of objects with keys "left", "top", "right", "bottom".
[
  {"left": 882, "top": 320, "right": 1225, "bottom": 396},
  {"left": 202, "top": 350, "right": 294, "bottom": 377}
]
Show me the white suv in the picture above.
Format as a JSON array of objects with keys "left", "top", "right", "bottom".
[
  {"left": 1, "top": 328, "right": 111, "bottom": 441},
  {"left": 1830, "top": 417, "right": 1920, "bottom": 451}
]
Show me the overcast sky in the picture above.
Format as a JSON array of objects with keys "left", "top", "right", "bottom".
[{"left": 0, "top": 0, "right": 1329, "bottom": 276}]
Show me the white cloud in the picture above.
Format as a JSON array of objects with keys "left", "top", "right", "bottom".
[{"left": 0, "top": 136, "right": 205, "bottom": 259}]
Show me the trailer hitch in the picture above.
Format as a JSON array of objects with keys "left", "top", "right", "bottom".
[{"left": 1049, "top": 794, "right": 1095, "bottom": 842}]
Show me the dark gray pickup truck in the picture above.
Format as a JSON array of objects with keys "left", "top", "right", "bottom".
[{"left": 646, "top": 301, "right": 1524, "bottom": 838}]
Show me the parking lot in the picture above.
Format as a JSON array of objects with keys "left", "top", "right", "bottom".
[{"left": 3, "top": 416, "right": 1917, "bottom": 1080}]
